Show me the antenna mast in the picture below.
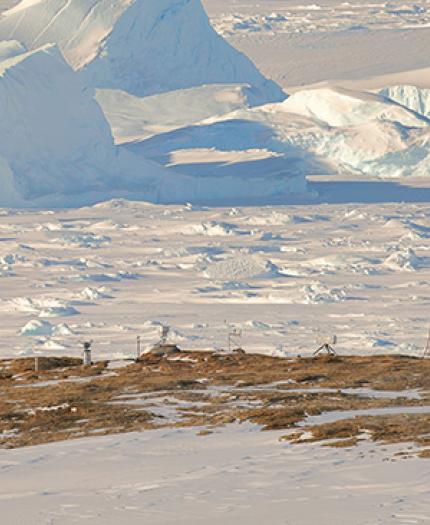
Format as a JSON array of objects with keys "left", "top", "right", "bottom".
[
  {"left": 424, "top": 328, "right": 430, "bottom": 358},
  {"left": 228, "top": 325, "right": 243, "bottom": 353}
]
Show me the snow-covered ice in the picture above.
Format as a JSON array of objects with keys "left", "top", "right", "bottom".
[
  {"left": 203, "top": 0, "right": 430, "bottom": 92},
  {"left": 1, "top": 200, "right": 429, "bottom": 360}
]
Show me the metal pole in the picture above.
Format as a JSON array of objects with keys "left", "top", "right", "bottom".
[
  {"left": 137, "top": 336, "right": 141, "bottom": 360},
  {"left": 424, "top": 328, "right": 430, "bottom": 358}
]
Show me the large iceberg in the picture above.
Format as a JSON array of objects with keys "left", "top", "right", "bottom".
[
  {"left": 0, "top": 44, "right": 168, "bottom": 207},
  {"left": 0, "top": 44, "right": 304, "bottom": 207},
  {"left": 0, "top": 0, "right": 285, "bottom": 104},
  {"left": 127, "top": 86, "right": 430, "bottom": 181}
]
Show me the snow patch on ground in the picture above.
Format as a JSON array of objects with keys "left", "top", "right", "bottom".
[{"left": 0, "top": 423, "right": 429, "bottom": 524}]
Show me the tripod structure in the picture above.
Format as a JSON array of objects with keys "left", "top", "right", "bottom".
[
  {"left": 314, "top": 335, "right": 337, "bottom": 356},
  {"left": 314, "top": 343, "right": 337, "bottom": 356}
]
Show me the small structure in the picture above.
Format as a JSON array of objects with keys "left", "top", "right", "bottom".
[
  {"left": 149, "top": 344, "right": 181, "bottom": 357},
  {"left": 314, "top": 335, "right": 337, "bottom": 357},
  {"left": 148, "top": 325, "right": 180, "bottom": 356},
  {"left": 82, "top": 340, "right": 93, "bottom": 365},
  {"left": 228, "top": 325, "right": 244, "bottom": 353}
]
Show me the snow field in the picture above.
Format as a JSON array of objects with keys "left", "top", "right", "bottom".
[
  {"left": 211, "top": 0, "right": 430, "bottom": 37},
  {"left": 1, "top": 200, "right": 429, "bottom": 360},
  {"left": 1, "top": 423, "right": 429, "bottom": 524}
]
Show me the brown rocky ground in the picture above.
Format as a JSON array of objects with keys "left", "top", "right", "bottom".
[{"left": 0, "top": 352, "right": 429, "bottom": 455}]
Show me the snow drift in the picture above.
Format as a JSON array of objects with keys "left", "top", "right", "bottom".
[{"left": 0, "top": 0, "right": 285, "bottom": 104}]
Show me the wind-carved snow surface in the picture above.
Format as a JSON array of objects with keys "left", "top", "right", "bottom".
[{"left": 0, "top": 0, "right": 285, "bottom": 103}]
